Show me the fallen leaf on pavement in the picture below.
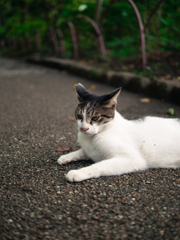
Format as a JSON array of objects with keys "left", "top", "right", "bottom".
[
  {"left": 69, "top": 117, "right": 75, "bottom": 121},
  {"left": 56, "top": 147, "right": 70, "bottom": 152},
  {"left": 164, "top": 74, "right": 171, "bottom": 79},
  {"left": 140, "top": 98, "right": 151, "bottom": 103},
  {"left": 73, "top": 83, "right": 78, "bottom": 88},
  {"left": 161, "top": 75, "right": 171, "bottom": 80},
  {"left": 174, "top": 76, "right": 180, "bottom": 82},
  {"left": 90, "top": 85, "right": 96, "bottom": 90}
]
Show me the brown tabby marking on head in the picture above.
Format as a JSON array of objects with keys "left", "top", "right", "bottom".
[{"left": 75, "top": 101, "right": 116, "bottom": 125}]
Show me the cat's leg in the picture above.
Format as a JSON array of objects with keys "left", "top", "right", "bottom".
[
  {"left": 66, "top": 156, "right": 147, "bottom": 182},
  {"left": 57, "top": 148, "right": 89, "bottom": 165}
]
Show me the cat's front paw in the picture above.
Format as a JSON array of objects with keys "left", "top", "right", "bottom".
[
  {"left": 66, "top": 169, "right": 86, "bottom": 182},
  {"left": 57, "top": 155, "right": 70, "bottom": 165}
]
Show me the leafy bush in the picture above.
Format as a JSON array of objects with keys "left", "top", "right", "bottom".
[{"left": 0, "top": 0, "right": 179, "bottom": 59}]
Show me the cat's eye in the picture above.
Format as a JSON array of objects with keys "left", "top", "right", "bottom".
[
  {"left": 92, "top": 116, "right": 99, "bottom": 121},
  {"left": 77, "top": 114, "right": 83, "bottom": 120}
]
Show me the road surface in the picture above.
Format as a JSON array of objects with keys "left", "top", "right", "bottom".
[{"left": 0, "top": 57, "right": 180, "bottom": 239}]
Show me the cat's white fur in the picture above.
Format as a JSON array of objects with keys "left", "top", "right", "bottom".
[{"left": 58, "top": 90, "right": 180, "bottom": 182}]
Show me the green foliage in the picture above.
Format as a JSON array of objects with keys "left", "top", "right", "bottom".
[
  {"left": 106, "top": 36, "right": 139, "bottom": 58},
  {"left": 0, "top": 0, "right": 180, "bottom": 59},
  {"left": 5, "top": 17, "right": 47, "bottom": 38}
]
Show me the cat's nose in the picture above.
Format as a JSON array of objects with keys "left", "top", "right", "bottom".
[{"left": 81, "top": 127, "right": 89, "bottom": 133}]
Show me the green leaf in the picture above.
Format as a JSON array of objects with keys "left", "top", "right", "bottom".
[{"left": 166, "top": 108, "right": 175, "bottom": 116}]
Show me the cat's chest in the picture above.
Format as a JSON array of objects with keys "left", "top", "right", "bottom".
[{"left": 78, "top": 132, "right": 108, "bottom": 162}]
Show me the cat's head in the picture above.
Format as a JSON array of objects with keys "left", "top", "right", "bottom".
[{"left": 75, "top": 83, "right": 121, "bottom": 135}]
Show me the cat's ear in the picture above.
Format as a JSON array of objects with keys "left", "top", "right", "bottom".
[
  {"left": 101, "top": 87, "right": 121, "bottom": 107},
  {"left": 75, "top": 83, "right": 89, "bottom": 103}
]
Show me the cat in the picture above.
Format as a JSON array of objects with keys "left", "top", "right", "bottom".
[{"left": 57, "top": 83, "right": 180, "bottom": 182}]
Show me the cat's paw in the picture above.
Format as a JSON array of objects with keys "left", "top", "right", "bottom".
[
  {"left": 66, "top": 169, "right": 86, "bottom": 182},
  {"left": 57, "top": 155, "right": 70, "bottom": 165}
]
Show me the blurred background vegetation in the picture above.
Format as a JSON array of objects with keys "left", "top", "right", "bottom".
[{"left": 0, "top": 0, "right": 180, "bottom": 75}]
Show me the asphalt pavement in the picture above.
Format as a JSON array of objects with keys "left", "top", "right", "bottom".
[{"left": 0, "top": 57, "right": 180, "bottom": 240}]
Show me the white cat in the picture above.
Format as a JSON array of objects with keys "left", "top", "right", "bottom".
[{"left": 57, "top": 83, "right": 180, "bottom": 182}]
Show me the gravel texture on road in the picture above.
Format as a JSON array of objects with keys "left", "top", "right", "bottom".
[{"left": 0, "top": 57, "right": 180, "bottom": 240}]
